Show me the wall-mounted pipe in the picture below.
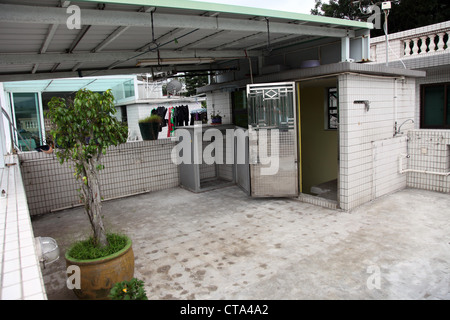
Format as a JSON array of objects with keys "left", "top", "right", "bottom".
[
  {"left": 398, "top": 153, "right": 450, "bottom": 176},
  {"left": 394, "top": 119, "right": 414, "bottom": 136},
  {"left": 392, "top": 76, "right": 407, "bottom": 137},
  {"left": 393, "top": 77, "right": 397, "bottom": 136}
]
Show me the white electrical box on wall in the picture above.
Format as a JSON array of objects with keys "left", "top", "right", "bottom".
[{"left": 382, "top": 1, "right": 391, "bottom": 10}]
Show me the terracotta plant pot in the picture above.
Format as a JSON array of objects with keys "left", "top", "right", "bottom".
[{"left": 65, "top": 237, "right": 135, "bottom": 300}]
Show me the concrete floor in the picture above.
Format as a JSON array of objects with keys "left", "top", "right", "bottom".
[{"left": 31, "top": 186, "right": 450, "bottom": 300}]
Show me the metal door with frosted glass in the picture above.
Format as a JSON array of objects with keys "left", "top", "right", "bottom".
[{"left": 247, "top": 82, "right": 298, "bottom": 197}]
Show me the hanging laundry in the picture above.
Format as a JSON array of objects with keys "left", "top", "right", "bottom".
[
  {"left": 151, "top": 106, "right": 168, "bottom": 128},
  {"left": 183, "top": 105, "right": 189, "bottom": 126},
  {"left": 175, "top": 105, "right": 189, "bottom": 126},
  {"left": 190, "top": 108, "right": 207, "bottom": 125},
  {"left": 172, "top": 106, "right": 179, "bottom": 127},
  {"left": 157, "top": 106, "right": 168, "bottom": 127},
  {"left": 167, "top": 107, "right": 175, "bottom": 137}
]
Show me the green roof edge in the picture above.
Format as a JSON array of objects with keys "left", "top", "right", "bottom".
[{"left": 76, "top": 0, "right": 373, "bottom": 29}]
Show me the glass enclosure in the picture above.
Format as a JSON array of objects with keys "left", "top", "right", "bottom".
[
  {"left": 11, "top": 92, "right": 42, "bottom": 151},
  {"left": 3, "top": 76, "right": 138, "bottom": 152},
  {"left": 123, "top": 79, "right": 135, "bottom": 98},
  {"left": 111, "top": 79, "right": 135, "bottom": 103}
]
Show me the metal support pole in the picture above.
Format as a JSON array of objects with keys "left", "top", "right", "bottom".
[
  {"left": 341, "top": 36, "right": 350, "bottom": 62},
  {"left": 384, "top": 9, "right": 389, "bottom": 66}
]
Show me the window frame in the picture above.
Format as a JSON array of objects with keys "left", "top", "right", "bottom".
[
  {"left": 420, "top": 82, "right": 450, "bottom": 129},
  {"left": 10, "top": 92, "right": 44, "bottom": 151},
  {"left": 326, "top": 87, "right": 338, "bottom": 130}
]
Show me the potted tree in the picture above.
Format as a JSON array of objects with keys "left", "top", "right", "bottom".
[
  {"left": 210, "top": 111, "right": 222, "bottom": 125},
  {"left": 138, "top": 114, "right": 162, "bottom": 140},
  {"left": 47, "top": 89, "right": 133, "bottom": 300}
]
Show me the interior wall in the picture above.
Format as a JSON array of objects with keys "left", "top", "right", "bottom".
[{"left": 299, "top": 79, "right": 338, "bottom": 195}]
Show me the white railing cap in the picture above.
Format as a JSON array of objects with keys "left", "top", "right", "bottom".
[{"left": 371, "top": 20, "right": 450, "bottom": 44}]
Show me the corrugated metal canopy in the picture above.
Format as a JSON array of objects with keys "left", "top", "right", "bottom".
[{"left": 0, "top": 0, "right": 372, "bottom": 82}]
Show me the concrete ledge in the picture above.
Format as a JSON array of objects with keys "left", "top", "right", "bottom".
[
  {"left": 197, "top": 61, "right": 426, "bottom": 93},
  {"left": 0, "top": 155, "right": 47, "bottom": 300}
]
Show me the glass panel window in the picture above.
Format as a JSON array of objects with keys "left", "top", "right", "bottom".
[
  {"left": 12, "top": 92, "right": 42, "bottom": 151},
  {"left": 421, "top": 83, "right": 449, "bottom": 129},
  {"left": 124, "top": 80, "right": 135, "bottom": 98}
]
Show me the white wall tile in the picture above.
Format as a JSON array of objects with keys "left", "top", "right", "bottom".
[
  {"left": 1, "top": 157, "right": 47, "bottom": 300},
  {"left": 339, "top": 74, "right": 415, "bottom": 210},
  {"left": 18, "top": 140, "right": 180, "bottom": 216},
  {"left": 406, "top": 130, "right": 450, "bottom": 193}
]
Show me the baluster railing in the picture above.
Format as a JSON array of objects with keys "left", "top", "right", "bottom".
[
  {"left": 411, "top": 38, "right": 419, "bottom": 55},
  {"left": 371, "top": 22, "right": 449, "bottom": 62},
  {"left": 402, "top": 31, "right": 448, "bottom": 57},
  {"left": 419, "top": 36, "right": 428, "bottom": 54},
  {"left": 436, "top": 32, "right": 446, "bottom": 52},
  {"left": 428, "top": 34, "right": 436, "bottom": 52}
]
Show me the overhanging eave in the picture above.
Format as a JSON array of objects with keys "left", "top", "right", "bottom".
[{"left": 0, "top": 4, "right": 357, "bottom": 38}]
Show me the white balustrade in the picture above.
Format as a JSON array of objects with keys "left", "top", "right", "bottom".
[
  {"left": 404, "top": 41, "right": 410, "bottom": 56},
  {"left": 428, "top": 34, "right": 436, "bottom": 52},
  {"left": 403, "top": 32, "right": 448, "bottom": 56},
  {"left": 420, "top": 36, "right": 428, "bottom": 54},
  {"left": 436, "top": 32, "right": 446, "bottom": 52},
  {"left": 411, "top": 38, "right": 419, "bottom": 55},
  {"left": 371, "top": 22, "right": 449, "bottom": 62}
]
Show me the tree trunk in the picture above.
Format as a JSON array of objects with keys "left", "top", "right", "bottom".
[{"left": 81, "top": 159, "right": 108, "bottom": 248}]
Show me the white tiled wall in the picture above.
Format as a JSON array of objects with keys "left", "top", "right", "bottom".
[
  {"left": 370, "top": 39, "right": 404, "bottom": 65},
  {"left": 1, "top": 155, "right": 46, "bottom": 300},
  {"left": 125, "top": 104, "right": 142, "bottom": 141},
  {"left": 206, "top": 92, "right": 232, "bottom": 125},
  {"left": 338, "top": 74, "right": 416, "bottom": 211},
  {"left": 18, "top": 140, "right": 180, "bottom": 216},
  {"left": 406, "top": 129, "right": 450, "bottom": 193},
  {"left": 372, "top": 137, "right": 408, "bottom": 198}
]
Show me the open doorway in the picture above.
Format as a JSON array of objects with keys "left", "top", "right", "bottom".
[{"left": 298, "top": 78, "right": 339, "bottom": 203}]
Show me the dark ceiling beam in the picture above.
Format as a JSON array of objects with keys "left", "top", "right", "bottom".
[{"left": 0, "top": 50, "right": 262, "bottom": 65}]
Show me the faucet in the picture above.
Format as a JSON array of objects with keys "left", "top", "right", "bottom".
[{"left": 394, "top": 119, "right": 414, "bottom": 136}]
